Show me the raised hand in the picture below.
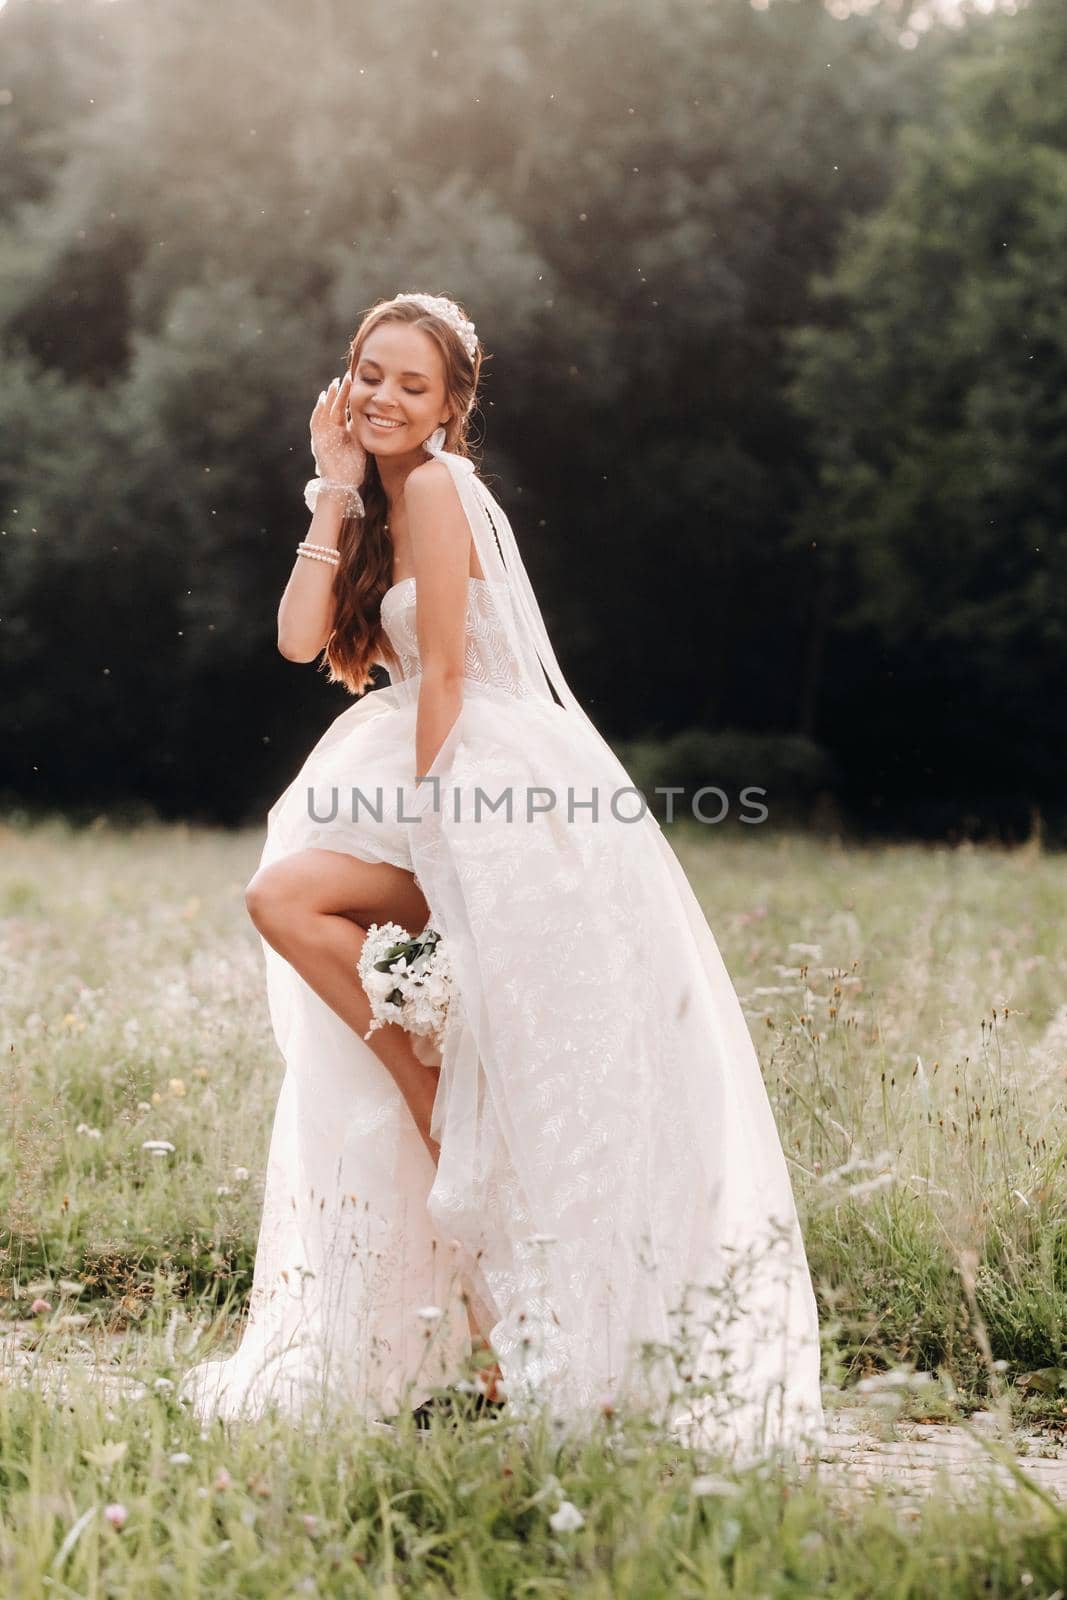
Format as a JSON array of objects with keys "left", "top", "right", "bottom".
[{"left": 310, "top": 373, "right": 367, "bottom": 488}]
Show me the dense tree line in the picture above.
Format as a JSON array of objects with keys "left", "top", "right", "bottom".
[{"left": 0, "top": 0, "right": 1057, "bottom": 839}]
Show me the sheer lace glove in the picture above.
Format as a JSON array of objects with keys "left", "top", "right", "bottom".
[{"left": 307, "top": 372, "right": 367, "bottom": 517}]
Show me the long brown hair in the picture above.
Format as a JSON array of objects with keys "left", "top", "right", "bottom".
[{"left": 320, "top": 295, "right": 484, "bottom": 694}]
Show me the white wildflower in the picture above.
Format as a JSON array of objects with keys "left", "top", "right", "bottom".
[
  {"left": 168, "top": 1452, "right": 193, "bottom": 1467},
  {"left": 548, "top": 1500, "right": 585, "bottom": 1533},
  {"left": 690, "top": 1474, "right": 742, "bottom": 1498},
  {"left": 846, "top": 1171, "right": 895, "bottom": 1199},
  {"left": 141, "top": 1139, "right": 175, "bottom": 1155}
]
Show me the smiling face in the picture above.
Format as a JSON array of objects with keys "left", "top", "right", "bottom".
[{"left": 349, "top": 321, "right": 451, "bottom": 457}]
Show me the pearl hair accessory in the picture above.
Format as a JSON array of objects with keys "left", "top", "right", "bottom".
[{"left": 391, "top": 293, "right": 478, "bottom": 361}]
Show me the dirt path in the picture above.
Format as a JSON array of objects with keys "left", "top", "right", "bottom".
[
  {"left": 815, "top": 1402, "right": 1067, "bottom": 1506},
  {"left": 4, "top": 1330, "right": 1064, "bottom": 1504}
]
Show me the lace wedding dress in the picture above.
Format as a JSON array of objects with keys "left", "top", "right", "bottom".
[{"left": 179, "top": 433, "right": 825, "bottom": 1461}]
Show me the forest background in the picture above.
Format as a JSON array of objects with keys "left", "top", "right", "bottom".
[{"left": 1, "top": 0, "right": 1061, "bottom": 842}]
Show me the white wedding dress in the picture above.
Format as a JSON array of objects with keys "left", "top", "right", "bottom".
[{"left": 180, "top": 436, "right": 825, "bottom": 1461}]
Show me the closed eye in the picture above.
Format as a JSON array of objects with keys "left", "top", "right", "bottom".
[{"left": 359, "top": 375, "right": 426, "bottom": 395}]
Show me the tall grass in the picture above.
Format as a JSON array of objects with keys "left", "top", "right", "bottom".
[
  {"left": 2, "top": 814, "right": 1065, "bottom": 1407},
  {"left": 3, "top": 815, "right": 1066, "bottom": 1593}
]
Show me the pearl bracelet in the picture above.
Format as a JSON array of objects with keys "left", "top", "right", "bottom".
[
  {"left": 304, "top": 477, "right": 365, "bottom": 518},
  {"left": 296, "top": 542, "right": 341, "bottom": 566}
]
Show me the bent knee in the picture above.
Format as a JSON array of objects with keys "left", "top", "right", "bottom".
[{"left": 245, "top": 864, "right": 292, "bottom": 933}]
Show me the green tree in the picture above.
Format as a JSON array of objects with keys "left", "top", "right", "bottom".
[{"left": 786, "top": 0, "right": 1067, "bottom": 823}]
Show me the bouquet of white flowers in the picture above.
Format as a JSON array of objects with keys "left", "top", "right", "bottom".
[{"left": 357, "top": 922, "right": 455, "bottom": 1049}]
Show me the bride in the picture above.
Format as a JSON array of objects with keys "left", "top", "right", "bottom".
[{"left": 179, "top": 291, "right": 825, "bottom": 1460}]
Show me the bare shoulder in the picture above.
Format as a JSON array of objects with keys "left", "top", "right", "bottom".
[
  {"left": 405, "top": 457, "right": 471, "bottom": 575},
  {"left": 404, "top": 459, "right": 455, "bottom": 499}
]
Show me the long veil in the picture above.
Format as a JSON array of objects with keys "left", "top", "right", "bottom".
[{"left": 397, "top": 427, "right": 825, "bottom": 1459}]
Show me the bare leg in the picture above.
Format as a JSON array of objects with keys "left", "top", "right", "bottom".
[
  {"left": 246, "top": 848, "right": 503, "bottom": 1394},
  {"left": 246, "top": 848, "right": 442, "bottom": 1159}
]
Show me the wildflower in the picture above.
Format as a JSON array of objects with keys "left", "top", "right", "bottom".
[
  {"left": 302, "top": 1514, "right": 318, "bottom": 1534},
  {"left": 30, "top": 1297, "right": 52, "bottom": 1315},
  {"left": 233, "top": 1167, "right": 250, "bottom": 1181},
  {"left": 548, "top": 1500, "right": 585, "bottom": 1533},
  {"left": 598, "top": 1393, "right": 615, "bottom": 1416},
  {"left": 168, "top": 1078, "right": 187, "bottom": 1097},
  {"left": 846, "top": 1171, "right": 895, "bottom": 1199},
  {"left": 213, "top": 1468, "right": 232, "bottom": 1491},
  {"left": 136, "top": 1100, "right": 151, "bottom": 1112},
  {"left": 103, "top": 1503, "right": 128, "bottom": 1530},
  {"left": 84, "top": 1440, "right": 128, "bottom": 1470},
  {"left": 74, "top": 1123, "right": 102, "bottom": 1139},
  {"left": 142, "top": 1139, "right": 175, "bottom": 1156},
  {"left": 855, "top": 1367, "right": 936, "bottom": 1394},
  {"left": 168, "top": 1452, "right": 193, "bottom": 1466},
  {"left": 690, "top": 1474, "right": 742, "bottom": 1498},
  {"left": 216, "top": 1185, "right": 232, "bottom": 1197},
  {"left": 153, "top": 1378, "right": 174, "bottom": 1393}
]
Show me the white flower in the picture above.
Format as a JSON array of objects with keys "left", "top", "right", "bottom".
[
  {"left": 690, "top": 1474, "right": 742, "bottom": 1498},
  {"left": 168, "top": 1452, "right": 193, "bottom": 1466},
  {"left": 358, "top": 924, "right": 454, "bottom": 1046},
  {"left": 75, "top": 1123, "right": 102, "bottom": 1138},
  {"left": 153, "top": 1377, "right": 174, "bottom": 1393},
  {"left": 233, "top": 1167, "right": 250, "bottom": 1181},
  {"left": 548, "top": 1500, "right": 585, "bottom": 1533},
  {"left": 141, "top": 1139, "right": 175, "bottom": 1155},
  {"left": 216, "top": 1185, "right": 232, "bottom": 1197},
  {"left": 855, "top": 1367, "right": 936, "bottom": 1394},
  {"left": 416, "top": 1305, "right": 443, "bottom": 1323},
  {"left": 845, "top": 1171, "right": 895, "bottom": 1199}
]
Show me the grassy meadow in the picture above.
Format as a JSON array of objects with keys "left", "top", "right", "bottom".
[{"left": 1, "top": 813, "right": 1065, "bottom": 1594}]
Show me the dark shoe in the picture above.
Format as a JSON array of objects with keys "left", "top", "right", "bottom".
[{"left": 410, "top": 1386, "right": 506, "bottom": 1429}]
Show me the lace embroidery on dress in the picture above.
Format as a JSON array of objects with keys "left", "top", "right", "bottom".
[{"left": 380, "top": 578, "right": 533, "bottom": 700}]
